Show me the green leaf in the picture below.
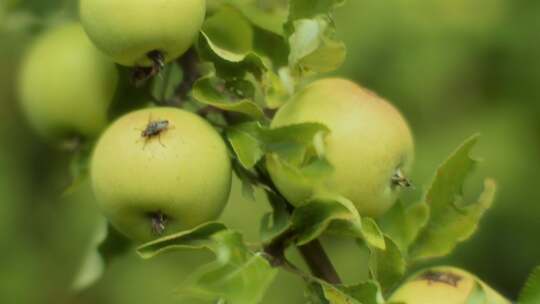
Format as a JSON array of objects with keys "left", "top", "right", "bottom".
[
  {"left": 339, "top": 281, "right": 384, "bottom": 304},
  {"left": 465, "top": 282, "right": 488, "bottom": 304},
  {"left": 72, "top": 219, "right": 107, "bottom": 291},
  {"left": 150, "top": 62, "right": 183, "bottom": 102},
  {"left": 261, "top": 122, "right": 330, "bottom": 163},
  {"left": 202, "top": 6, "right": 254, "bottom": 62},
  {"left": 72, "top": 219, "right": 132, "bottom": 291},
  {"left": 306, "top": 280, "right": 382, "bottom": 304},
  {"left": 137, "top": 222, "right": 228, "bottom": 259},
  {"left": 288, "top": 16, "right": 346, "bottom": 76},
  {"left": 227, "top": 122, "right": 330, "bottom": 171},
  {"left": 198, "top": 6, "right": 270, "bottom": 80},
  {"left": 285, "top": 1, "right": 347, "bottom": 77},
  {"left": 290, "top": 195, "right": 385, "bottom": 250},
  {"left": 227, "top": 122, "right": 265, "bottom": 169},
  {"left": 368, "top": 236, "right": 406, "bottom": 292},
  {"left": 231, "top": 160, "right": 258, "bottom": 201},
  {"left": 260, "top": 68, "right": 293, "bottom": 109},
  {"left": 137, "top": 223, "right": 277, "bottom": 304},
  {"left": 377, "top": 200, "right": 429, "bottom": 253},
  {"left": 192, "top": 76, "right": 266, "bottom": 120},
  {"left": 236, "top": 2, "right": 288, "bottom": 35},
  {"left": 261, "top": 123, "right": 330, "bottom": 147},
  {"left": 288, "top": 0, "right": 346, "bottom": 24},
  {"left": 306, "top": 282, "right": 361, "bottom": 304},
  {"left": 203, "top": 2, "right": 290, "bottom": 69},
  {"left": 305, "top": 282, "right": 328, "bottom": 304},
  {"left": 268, "top": 155, "right": 334, "bottom": 189},
  {"left": 62, "top": 142, "right": 93, "bottom": 196},
  {"left": 178, "top": 231, "right": 277, "bottom": 304},
  {"left": 409, "top": 135, "right": 497, "bottom": 260},
  {"left": 359, "top": 218, "right": 387, "bottom": 251},
  {"left": 519, "top": 266, "right": 540, "bottom": 304},
  {"left": 320, "top": 285, "right": 362, "bottom": 304},
  {"left": 208, "top": 1, "right": 290, "bottom": 66},
  {"left": 196, "top": 3, "right": 291, "bottom": 110},
  {"left": 252, "top": 26, "right": 290, "bottom": 68},
  {"left": 291, "top": 195, "right": 357, "bottom": 246},
  {"left": 180, "top": 252, "right": 276, "bottom": 304},
  {"left": 260, "top": 191, "right": 291, "bottom": 243}
]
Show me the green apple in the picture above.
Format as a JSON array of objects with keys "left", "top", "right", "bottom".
[
  {"left": 389, "top": 266, "right": 511, "bottom": 304},
  {"left": 266, "top": 78, "right": 414, "bottom": 217},
  {"left": 90, "top": 107, "right": 232, "bottom": 243},
  {"left": 18, "top": 23, "right": 118, "bottom": 140},
  {"left": 80, "top": 0, "right": 206, "bottom": 67}
]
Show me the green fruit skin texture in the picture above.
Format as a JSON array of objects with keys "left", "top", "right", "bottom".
[
  {"left": 91, "top": 107, "right": 232, "bottom": 243},
  {"left": 18, "top": 23, "right": 118, "bottom": 140},
  {"left": 389, "top": 266, "right": 511, "bottom": 304},
  {"left": 267, "top": 78, "right": 414, "bottom": 217},
  {"left": 80, "top": 0, "right": 206, "bottom": 66}
]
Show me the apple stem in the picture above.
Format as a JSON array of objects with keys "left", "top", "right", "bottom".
[
  {"left": 147, "top": 50, "right": 165, "bottom": 71},
  {"left": 131, "top": 50, "right": 166, "bottom": 87},
  {"left": 150, "top": 211, "right": 168, "bottom": 236}
]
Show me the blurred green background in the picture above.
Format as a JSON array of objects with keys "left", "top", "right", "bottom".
[{"left": 1, "top": 0, "right": 539, "bottom": 303}]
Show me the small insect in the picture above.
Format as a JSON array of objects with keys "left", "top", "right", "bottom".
[
  {"left": 391, "top": 168, "right": 413, "bottom": 188},
  {"left": 418, "top": 270, "right": 462, "bottom": 287},
  {"left": 131, "top": 50, "right": 165, "bottom": 87},
  {"left": 138, "top": 115, "right": 173, "bottom": 148},
  {"left": 150, "top": 211, "right": 168, "bottom": 236},
  {"left": 142, "top": 119, "right": 170, "bottom": 138}
]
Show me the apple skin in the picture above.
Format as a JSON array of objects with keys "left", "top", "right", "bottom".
[
  {"left": 80, "top": 0, "right": 206, "bottom": 66},
  {"left": 18, "top": 23, "right": 118, "bottom": 140},
  {"left": 90, "top": 107, "right": 232, "bottom": 243},
  {"left": 389, "top": 266, "right": 511, "bottom": 304},
  {"left": 266, "top": 78, "right": 414, "bottom": 217}
]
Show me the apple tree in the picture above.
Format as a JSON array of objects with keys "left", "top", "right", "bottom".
[{"left": 9, "top": 0, "right": 540, "bottom": 303}]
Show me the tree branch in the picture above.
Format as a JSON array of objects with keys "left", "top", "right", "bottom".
[
  {"left": 256, "top": 166, "right": 342, "bottom": 284},
  {"left": 298, "top": 240, "right": 342, "bottom": 284},
  {"left": 175, "top": 48, "right": 200, "bottom": 104},
  {"left": 174, "top": 49, "right": 342, "bottom": 285}
]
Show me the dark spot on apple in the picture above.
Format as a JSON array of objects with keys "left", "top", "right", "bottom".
[{"left": 418, "top": 270, "right": 463, "bottom": 287}]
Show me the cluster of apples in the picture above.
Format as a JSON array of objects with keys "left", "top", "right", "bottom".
[
  {"left": 15, "top": 1, "right": 509, "bottom": 303},
  {"left": 19, "top": 0, "right": 207, "bottom": 140},
  {"left": 18, "top": 0, "right": 414, "bottom": 242}
]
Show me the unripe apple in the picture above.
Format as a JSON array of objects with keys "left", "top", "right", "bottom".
[
  {"left": 389, "top": 266, "right": 511, "bottom": 304},
  {"left": 90, "top": 107, "right": 232, "bottom": 243},
  {"left": 18, "top": 23, "right": 118, "bottom": 140},
  {"left": 79, "top": 0, "right": 206, "bottom": 67},
  {"left": 266, "top": 78, "right": 414, "bottom": 217}
]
